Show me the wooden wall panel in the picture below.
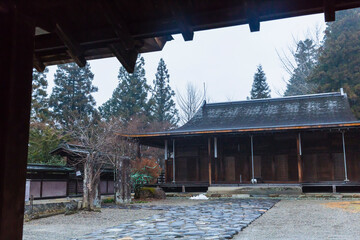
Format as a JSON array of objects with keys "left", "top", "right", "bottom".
[
  {"left": 317, "top": 153, "right": 332, "bottom": 181},
  {"left": 186, "top": 157, "right": 197, "bottom": 181},
  {"left": 303, "top": 154, "right": 317, "bottom": 182},
  {"left": 254, "top": 156, "right": 262, "bottom": 179},
  {"left": 261, "top": 155, "right": 273, "bottom": 181},
  {"left": 224, "top": 156, "right": 236, "bottom": 182},
  {"left": 275, "top": 155, "right": 288, "bottom": 181},
  {"left": 333, "top": 153, "right": 345, "bottom": 181}
]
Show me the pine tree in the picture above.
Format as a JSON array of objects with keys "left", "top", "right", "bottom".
[
  {"left": 100, "top": 56, "right": 150, "bottom": 121},
  {"left": 150, "top": 58, "right": 179, "bottom": 125},
  {"left": 31, "top": 68, "right": 50, "bottom": 122},
  {"left": 49, "top": 63, "right": 98, "bottom": 126},
  {"left": 309, "top": 8, "right": 360, "bottom": 118},
  {"left": 250, "top": 65, "right": 271, "bottom": 99},
  {"left": 28, "top": 122, "right": 67, "bottom": 165},
  {"left": 284, "top": 39, "right": 318, "bottom": 96}
]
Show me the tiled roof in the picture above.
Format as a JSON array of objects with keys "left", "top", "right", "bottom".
[{"left": 170, "top": 92, "right": 357, "bottom": 133}]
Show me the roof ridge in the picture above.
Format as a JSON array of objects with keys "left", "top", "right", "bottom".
[{"left": 205, "top": 92, "right": 342, "bottom": 107}]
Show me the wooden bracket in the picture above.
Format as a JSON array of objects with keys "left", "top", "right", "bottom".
[
  {"left": 55, "top": 23, "right": 86, "bottom": 67},
  {"left": 109, "top": 43, "right": 138, "bottom": 73},
  {"left": 324, "top": 0, "right": 336, "bottom": 22},
  {"left": 33, "top": 54, "right": 45, "bottom": 72},
  {"left": 99, "top": 0, "right": 135, "bottom": 50},
  {"left": 246, "top": 0, "right": 260, "bottom": 32},
  {"left": 169, "top": 1, "right": 194, "bottom": 41}
]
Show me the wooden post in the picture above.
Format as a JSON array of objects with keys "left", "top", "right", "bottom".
[
  {"left": 0, "top": 4, "right": 35, "bottom": 239},
  {"left": 250, "top": 135, "right": 255, "bottom": 182},
  {"left": 214, "top": 137, "right": 218, "bottom": 183},
  {"left": 342, "top": 132, "right": 349, "bottom": 182},
  {"left": 196, "top": 147, "right": 200, "bottom": 181},
  {"left": 164, "top": 159, "right": 168, "bottom": 183},
  {"left": 296, "top": 133, "right": 303, "bottom": 182},
  {"left": 208, "top": 138, "right": 212, "bottom": 185},
  {"left": 172, "top": 139, "right": 176, "bottom": 183}
]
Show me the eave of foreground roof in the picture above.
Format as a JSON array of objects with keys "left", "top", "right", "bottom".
[{"left": 120, "top": 121, "right": 360, "bottom": 138}]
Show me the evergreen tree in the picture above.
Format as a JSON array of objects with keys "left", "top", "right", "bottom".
[
  {"left": 150, "top": 58, "right": 179, "bottom": 125},
  {"left": 100, "top": 56, "right": 150, "bottom": 121},
  {"left": 309, "top": 8, "right": 360, "bottom": 118},
  {"left": 28, "top": 122, "right": 67, "bottom": 165},
  {"left": 250, "top": 65, "right": 271, "bottom": 99},
  {"left": 49, "top": 63, "right": 98, "bottom": 126},
  {"left": 284, "top": 39, "right": 318, "bottom": 96},
  {"left": 31, "top": 68, "right": 50, "bottom": 122}
]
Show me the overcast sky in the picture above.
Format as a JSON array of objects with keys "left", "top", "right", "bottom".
[{"left": 46, "top": 13, "right": 326, "bottom": 107}]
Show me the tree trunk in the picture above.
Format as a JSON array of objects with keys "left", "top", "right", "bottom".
[
  {"left": 82, "top": 159, "right": 90, "bottom": 209},
  {"left": 115, "top": 158, "right": 131, "bottom": 204},
  {"left": 82, "top": 157, "right": 101, "bottom": 210}
]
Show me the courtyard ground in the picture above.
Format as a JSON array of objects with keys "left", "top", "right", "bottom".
[
  {"left": 235, "top": 199, "right": 360, "bottom": 240},
  {"left": 23, "top": 198, "right": 360, "bottom": 240}
]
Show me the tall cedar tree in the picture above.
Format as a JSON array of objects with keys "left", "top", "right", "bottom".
[
  {"left": 250, "top": 65, "right": 271, "bottom": 99},
  {"left": 29, "top": 68, "right": 66, "bottom": 164},
  {"left": 31, "top": 68, "right": 50, "bottom": 122},
  {"left": 309, "top": 8, "right": 360, "bottom": 118},
  {"left": 150, "top": 58, "right": 179, "bottom": 126},
  {"left": 50, "top": 63, "right": 98, "bottom": 126},
  {"left": 100, "top": 56, "right": 150, "bottom": 121},
  {"left": 284, "top": 39, "right": 318, "bottom": 96}
]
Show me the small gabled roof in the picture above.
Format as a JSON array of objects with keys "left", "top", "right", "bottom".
[{"left": 123, "top": 92, "right": 360, "bottom": 141}]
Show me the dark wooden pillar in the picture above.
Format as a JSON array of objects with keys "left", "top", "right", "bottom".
[
  {"left": 296, "top": 133, "right": 303, "bottom": 182},
  {"left": 208, "top": 138, "right": 212, "bottom": 185},
  {"left": 196, "top": 147, "right": 200, "bottom": 181},
  {"left": 214, "top": 137, "right": 218, "bottom": 183},
  {"left": 0, "top": 4, "right": 35, "bottom": 239}
]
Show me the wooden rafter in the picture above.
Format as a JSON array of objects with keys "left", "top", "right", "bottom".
[
  {"left": 99, "top": 0, "right": 135, "bottom": 50},
  {"left": 246, "top": 0, "right": 260, "bottom": 32},
  {"left": 98, "top": 0, "right": 139, "bottom": 72},
  {"left": 169, "top": 0, "right": 194, "bottom": 41},
  {"left": 324, "top": 0, "right": 336, "bottom": 22},
  {"left": 54, "top": 23, "right": 86, "bottom": 67},
  {"left": 109, "top": 43, "right": 138, "bottom": 73},
  {"left": 33, "top": 54, "right": 45, "bottom": 72}
]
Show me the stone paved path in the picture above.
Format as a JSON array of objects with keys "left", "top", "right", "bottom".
[{"left": 72, "top": 199, "right": 278, "bottom": 240}]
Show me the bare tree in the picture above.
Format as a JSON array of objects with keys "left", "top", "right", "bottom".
[
  {"left": 177, "top": 82, "right": 204, "bottom": 124},
  {"left": 101, "top": 118, "right": 135, "bottom": 204},
  {"left": 66, "top": 116, "right": 108, "bottom": 210}
]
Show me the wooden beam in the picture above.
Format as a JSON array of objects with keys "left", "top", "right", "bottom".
[
  {"left": 246, "top": 0, "right": 260, "bottom": 32},
  {"left": 99, "top": 0, "right": 135, "bottom": 50},
  {"left": 0, "top": 4, "right": 35, "bottom": 239},
  {"left": 324, "top": 0, "right": 336, "bottom": 22},
  {"left": 208, "top": 138, "right": 212, "bottom": 185},
  {"left": 33, "top": 54, "right": 45, "bottom": 72},
  {"left": 169, "top": 1, "right": 194, "bottom": 41},
  {"left": 109, "top": 43, "right": 138, "bottom": 73},
  {"left": 54, "top": 23, "right": 86, "bottom": 67},
  {"left": 296, "top": 133, "right": 303, "bottom": 182}
]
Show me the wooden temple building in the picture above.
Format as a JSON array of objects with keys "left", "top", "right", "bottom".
[
  {"left": 128, "top": 92, "right": 360, "bottom": 190},
  {"left": 3, "top": 1, "right": 360, "bottom": 239}
]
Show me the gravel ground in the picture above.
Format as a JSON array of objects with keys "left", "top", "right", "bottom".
[
  {"left": 22, "top": 198, "right": 203, "bottom": 240},
  {"left": 23, "top": 208, "right": 161, "bottom": 240},
  {"left": 234, "top": 199, "right": 360, "bottom": 240}
]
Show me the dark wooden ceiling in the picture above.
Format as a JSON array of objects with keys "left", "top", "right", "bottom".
[{"left": 18, "top": 0, "right": 360, "bottom": 72}]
